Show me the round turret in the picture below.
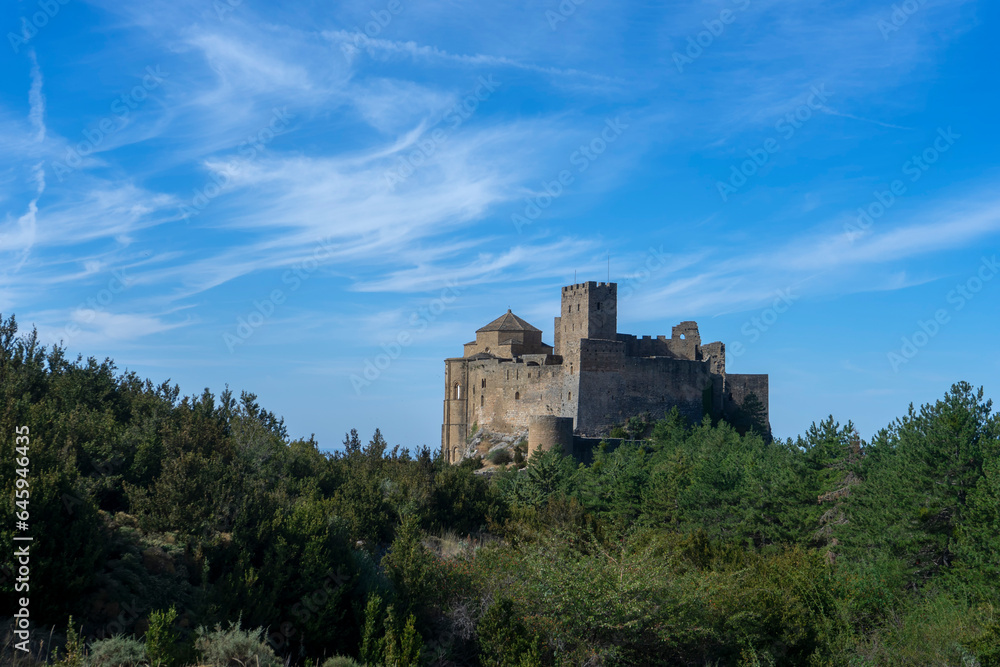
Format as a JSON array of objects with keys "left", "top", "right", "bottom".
[{"left": 528, "top": 415, "right": 574, "bottom": 455}]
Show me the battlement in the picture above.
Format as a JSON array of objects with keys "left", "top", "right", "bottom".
[
  {"left": 556, "top": 281, "right": 617, "bottom": 355},
  {"left": 562, "top": 281, "right": 617, "bottom": 292}
]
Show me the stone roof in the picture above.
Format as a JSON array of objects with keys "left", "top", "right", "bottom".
[{"left": 476, "top": 309, "right": 541, "bottom": 333}]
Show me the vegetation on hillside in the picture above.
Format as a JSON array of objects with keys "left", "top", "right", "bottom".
[{"left": 2, "top": 313, "right": 999, "bottom": 666}]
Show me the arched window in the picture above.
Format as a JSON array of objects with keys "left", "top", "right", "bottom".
[
  {"left": 453, "top": 383, "right": 461, "bottom": 399},
  {"left": 515, "top": 391, "right": 520, "bottom": 400},
  {"left": 570, "top": 363, "right": 573, "bottom": 375},
  {"left": 568, "top": 391, "right": 572, "bottom": 400},
  {"left": 482, "top": 378, "right": 486, "bottom": 388},
  {"left": 480, "top": 395, "right": 484, "bottom": 407},
  {"left": 597, "top": 302, "right": 601, "bottom": 311}
]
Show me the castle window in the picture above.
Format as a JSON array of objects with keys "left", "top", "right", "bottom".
[
  {"left": 481, "top": 395, "right": 484, "bottom": 407},
  {"left": 515, "top": 392, "right": 520, "bottom": 400},
  {"left": 568, "top": 392, "right": 572, "bottom": 400},
  {"left": 453, "top": 383, "right": 461, "bottom": 399},
  {"left": 597, "top": 302, "right": 601, "bottom": 310},
  {"left": 577, "top": 304, "right": 580, "bottom": 311},
  {"left": 570, "top": 364, "right": 573, "bottom": 375},
  {"left": 482, "top": 379, "right": 486, "bottom": 388}
]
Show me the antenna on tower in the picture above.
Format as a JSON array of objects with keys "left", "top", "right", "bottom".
[{"left": 574, "top": 270, "right": 577, "bottom": 283}]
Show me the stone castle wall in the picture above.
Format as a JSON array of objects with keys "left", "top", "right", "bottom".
[
  {"left": 725, "top": 373, "right": 770, "bottom": 424},
  {"left": 465, "top": 359, "right": 572, "bottom": 434},
  {"left": 442, "top": 280, "right": 770, "bottom": 462},
  {"left": 575, "top": 339, "right": 714, "bottom": 434}
]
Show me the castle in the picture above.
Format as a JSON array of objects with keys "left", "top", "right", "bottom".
[{"left": 441, "top": 281, "right": 769, "bottom": 463}]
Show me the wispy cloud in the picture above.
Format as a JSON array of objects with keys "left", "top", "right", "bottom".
[
  {"left": 820, "top": 107, "right": 916, "bottom": 131},
  {"left": 324, "top": 30, "right": 616, "bottom": 83},
  {"left": 27, "top": 51, "right": 45, "bottom": 143}
]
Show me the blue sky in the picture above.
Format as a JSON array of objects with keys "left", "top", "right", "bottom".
[{"left": 2, "top": 0, "right": 997, "bottom": 452}]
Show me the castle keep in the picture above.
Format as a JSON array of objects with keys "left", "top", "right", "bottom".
[{"left": 441, "top": 282, "right": 769, "bottom": 463}]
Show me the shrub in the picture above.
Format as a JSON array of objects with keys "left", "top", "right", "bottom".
[
  {"left": 487, "top": 448, "right": 512, "bottom": 466},
  {"left": 145, "top": 607, "right": 179, "bottom": 667},
  {"left": 194, "top": 625, "right": 281, "bottom": 667},
  {"left": 55, "top": 617, "right": 87, "bottom": 667},
  {"left": 320, "top": 658, "right": 361, "bottom": 667},
  {"left": 513, "top": 441, "right": 526, "bottom": 465},
  {"left": 359, "top": 594, "right": 383, "bottom": 667},
  {"left": 477, "top": 598, "right": 542, "bottom": 667},
  {"left": 382, "top": 605, "right": 423, "bottom": 667},
  {"left": 87, "top": 635, "right": 147, "bottom": 667}
]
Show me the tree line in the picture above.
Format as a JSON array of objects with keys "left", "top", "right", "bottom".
[{"left": 1, "top": 313, "right": 999, "bottom": 666}]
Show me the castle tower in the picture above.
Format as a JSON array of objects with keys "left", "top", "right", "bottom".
[
  {"left": 554, "top": 282, "right": 617, "bottom": 355},
  {"left": 442, "top": 358, "right": 469, "bottom": 464}
]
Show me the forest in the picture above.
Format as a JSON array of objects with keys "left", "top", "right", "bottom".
[{"left": 1, "top": 312, "right": 999, "bottom": 666}]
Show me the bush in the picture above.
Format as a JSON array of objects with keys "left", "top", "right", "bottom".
[
  {"left": 145, "top": 607, "right": 179, "bottom": 667},
  {"left": 87, "top": 636, "right": 148, "bottom": 667},
  {"left": 194, "top": 625, "right": 281, "bottom": 667},
  {"left": 477, "top": 598, "right": 542, "bottom": 667},
  {"left": 56, "top": 617, "right": 87, "bottom": 667},
  {"left": 487, "top": 448, "right": 512, "bottom": 465},
  {"left": 320, "top": 658, "right": 361, "bottom": 667}
]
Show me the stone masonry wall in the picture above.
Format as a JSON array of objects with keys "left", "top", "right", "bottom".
[
  {"left": 466, "top": 359, "right": 573, "bottom": 433},
  {"left": 726, "top": 373, "right": 770, "bottom": 425},
  {"left": 574, "top": 338, "right": 714, "bottom": 434}
]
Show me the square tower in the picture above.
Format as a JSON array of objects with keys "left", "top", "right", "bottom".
[{"left": 555, "top": 282, "right": 617, "bottom": 354}]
